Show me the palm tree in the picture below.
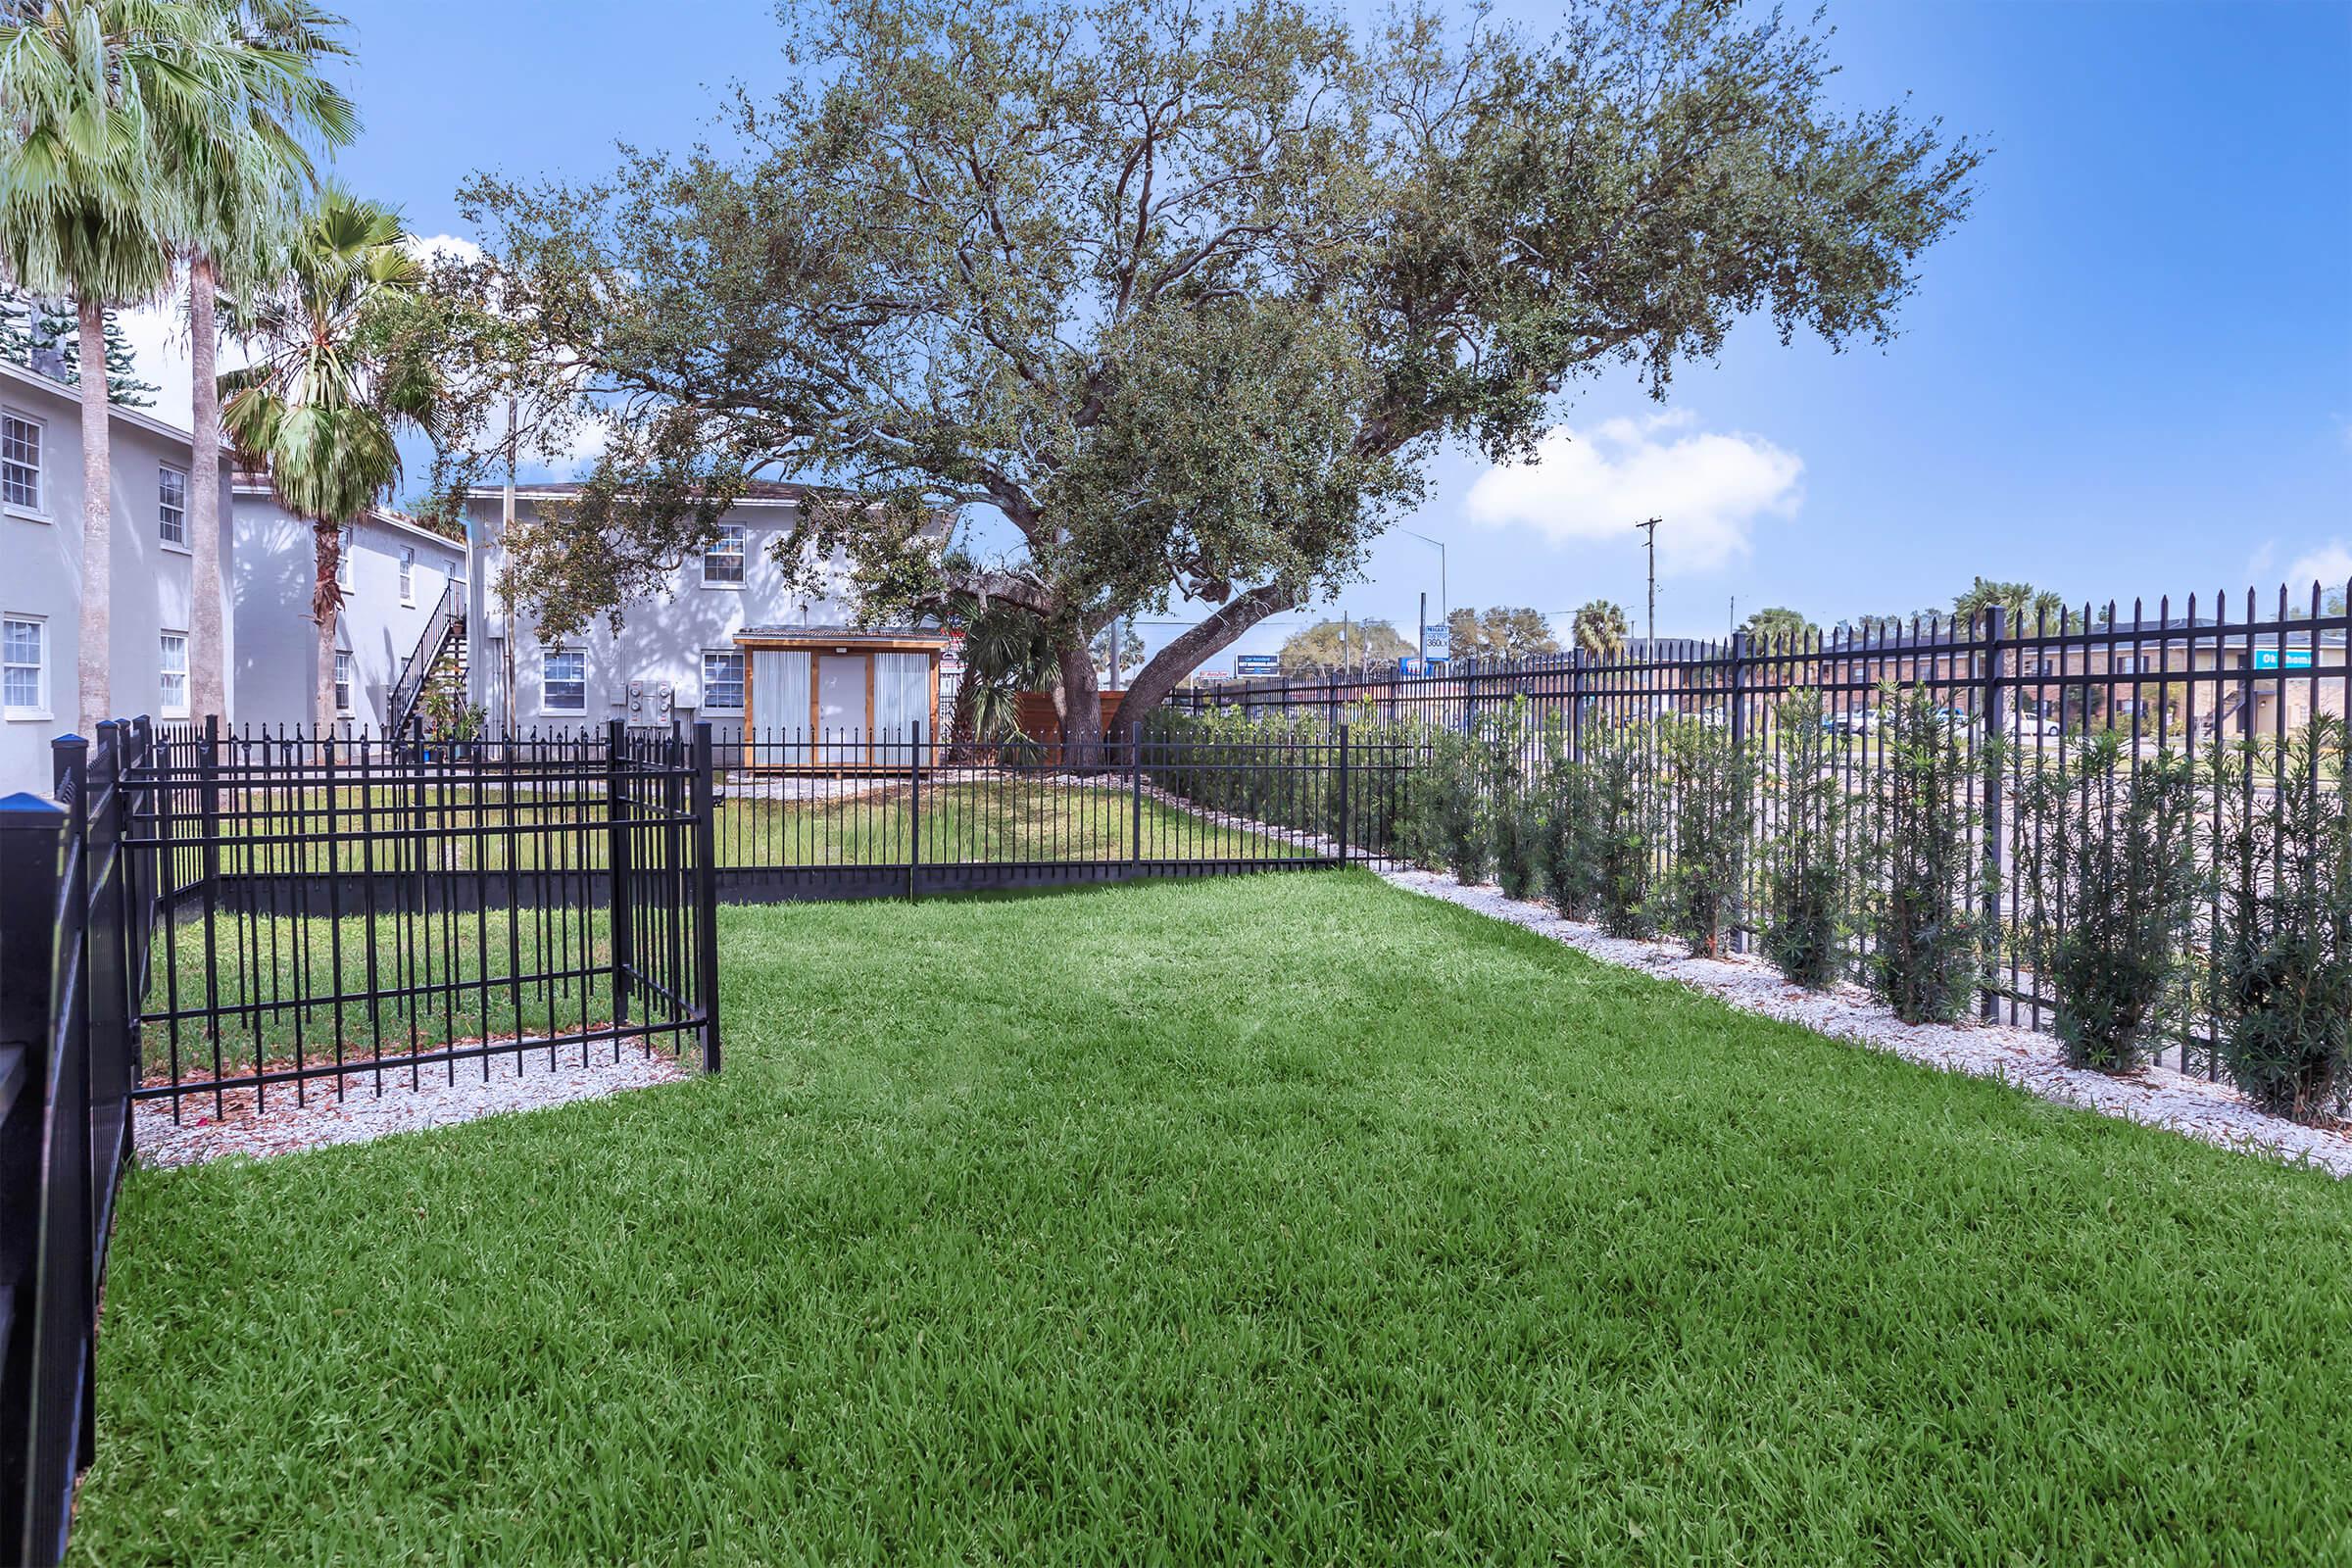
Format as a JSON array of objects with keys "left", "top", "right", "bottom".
[
  {"left": 1572, "top": 599, "right": 1630, "bottom": 661},
  {"left": 0, "top": 2, "right": 187, "bottom": 726},
  {"left": 165, "top": 2, "right": 357, "bottom": 728},
  {"left": 222, "top": 187, "right": 436, "bottom": 729},
  {"left": 947, "top": 604, "right": 1059, "bottom": 760}
]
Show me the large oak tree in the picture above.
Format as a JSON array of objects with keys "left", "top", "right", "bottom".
[{"left": 443, "top": 0, "right": 1979, "bottom": 762}]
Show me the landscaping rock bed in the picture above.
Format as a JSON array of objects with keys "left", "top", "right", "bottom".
[
  {"left": 1379, "top": 867, "right": 2352, "bottom": 1180},
  {"left": 133, "top": 1050, "right": 692, "bottom": 1169}
]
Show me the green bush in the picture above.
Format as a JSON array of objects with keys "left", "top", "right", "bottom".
[
  {"left": 1865, "top": 686, "right": 1987, "bottom": 1024},
  {"left": 1763, "top": 693, "right": 1846, "bottom": 989},
  {"left": 1587, "top": 721, "right": 1655, "bottom": 939},
  {"left": 1536, "top": 751, "right": 1600, "bottom": 920},
  {"left": 1660, "top": 715, "right": 1750, "bottom": 958},
  {"left": 2015, "top": 733, "right": 2200, "bottom": 1072},
  {"left": 2206, "top": 716, "right": 2352, "bottom": 1121}
]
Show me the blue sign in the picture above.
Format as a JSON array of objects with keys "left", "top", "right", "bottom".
[
  {"left": 1235, "top": 653, "right": 1280, "bottom": 679},
  {"left": 2253, "top": 648, "right": 2316, "bottom": 670},
  {"left": 1398, "top": 657, "right": 1425, "bottom": 676},
  {"left": 1423, "top": 621, "right": 1451, "bottom": 660}
]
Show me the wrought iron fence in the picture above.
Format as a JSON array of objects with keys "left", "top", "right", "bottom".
[
  {"left": 1170, "top": 584, "right": 2352, "bottom": 1079},
  {"left": 1, "top": 719, "right": 155, "bottom": 1567}
]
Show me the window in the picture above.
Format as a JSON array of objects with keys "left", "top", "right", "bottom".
[
  {"left": 2, "top": 412, "right": 41, "bottom": 513},
  {"left": 159, "top": 632, "right": 189, "bottom": 717},
  {"left": 703, "top": 524, "right": 746, "bottom": 586},
  {"left": 701, "top": 650, "right": 745, "bottom": 712},
  {"left": 158, "top": 466, "right": 187, "bottom": 547},
  {"left": 2113, "top": 655, "right": 2139, "bottom": 675},
  {"left": 3, "top": 615, "right": 45, "bottom": 717},
  {"left": 399, "top": 545, "right": 416, "bottom": 605},
  {"left": 543, "top": 648, "right": 586, "bottom": 714},
  {"left": 333, "top": 650, "right": 354, "bottom": 713},
  {"left": 335, "top": 525, "right": 354, "bottom": 589}
]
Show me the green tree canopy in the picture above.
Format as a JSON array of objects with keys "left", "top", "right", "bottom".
[
  {"left": 1951, "top": 577, "right": 2077, "bottom": 633},
  {"left": 1740, "top": 606, "right": 1818, "bottom": 650},
  {"left": 1279, "top": 617, "right": 1412, "bottom": 674},
  {"left": 1572, "top": 600, "right": 1631, "bottom": 660},
  {"left": 1446, "top": 606, "right": 1560, "bottom": 662},
  {"left": 440, "top": 0, "right": 1979, "bottom": 761}
]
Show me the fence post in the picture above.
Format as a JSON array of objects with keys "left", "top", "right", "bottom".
[
  {"left": 606, "top": 718, "right": 632, "bottom": 1031},
  {"left": 1337, "top": 722, "right": 1351, "bottom": 865},
  {"left": 1727, "top": 632, "right": 1751, "bottom": 955},
  {"left": 0, "top": 788, "right": 69, "bottom": 1566},
  {"left": 1979, "top": 606, "right": 2007, "bottom": 1022},
  {"left": 198, "top": 714, "right": 220, "bottom": 901},
  {"left": 907, "top": 721, "right": 922, "bottom": 903},
  {"left": 1130, "top": 722, "right": 1144, "bottom": 869},
  {"left": 689, "top": 722, "right": 722, "bottom": 1073},
  {"left": 1567, "top": 650, "right": 1585, "bottom": 762}
]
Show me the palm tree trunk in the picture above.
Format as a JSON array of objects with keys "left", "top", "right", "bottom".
[
  {"left": 75, "top": 299, "right": 112, "bottom": 730},
  {"left": 313, "top": 520, "right": 343, "bottom": 732},
  {"left": 187, "top": 256, "right": 226, "bottom": 727}
]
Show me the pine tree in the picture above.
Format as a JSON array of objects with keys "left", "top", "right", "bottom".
[{"left": 0, "top": 288, "right": 157, "bottom": 406}]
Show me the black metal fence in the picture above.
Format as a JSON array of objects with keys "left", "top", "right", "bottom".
[
  {"left": 1171, "top": 584, "right": 2352, "bottom": 1079},
  {"left": 0, "top": 717, "right": 723, "bottom": 1565},
  {"left": 132, "top": 718, "right": 721, "bottom": 1118},
  {"left": 1, "top": 719, "right": 156, "bottom": 1567},
  {"left": 709, "top": 727, "right": 1384, "bottom": 898}
]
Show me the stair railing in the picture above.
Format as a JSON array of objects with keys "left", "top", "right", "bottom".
[{"left": 388, "top": 579, "right": 465, "bottom": 734}]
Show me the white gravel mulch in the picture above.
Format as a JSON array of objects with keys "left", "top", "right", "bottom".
[
  {"left": 134, "top": 1049, "right": 693, "bottom": 1169},
  {"left": 1376, "top": 868, "right": 2352, "bottom": 1180}
]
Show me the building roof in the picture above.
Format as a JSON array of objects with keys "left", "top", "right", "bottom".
[
  {"left": 735, "top": 624, "right": 949, "bottom": 645},
  {"left": 466, "top": 478, "right": 813, "bottom": 508},
  {"left": 0, "top": 358, "right": 212, "bottom": 450},
  {"left": 229, "top": 474, "right": 467, "bottom": 553}
]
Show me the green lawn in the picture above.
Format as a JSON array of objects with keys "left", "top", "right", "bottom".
[{"left": 76, "top": 871, "right": 2352, "bottom": 1564}]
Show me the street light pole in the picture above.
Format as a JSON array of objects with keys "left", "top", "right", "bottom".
[{"left": 1399, "top": 528, "right": 1447, "bottom": 650}]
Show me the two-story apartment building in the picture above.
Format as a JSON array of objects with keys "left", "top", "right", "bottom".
[
  {"left": 459, "top": 482, "right": 952, "bottom": 760},
  {"left": 230, "top": 478, "right": 468, "bottom": 733},
  {"left": 0, "top": 361, "right": 235, "bottom": 788}
]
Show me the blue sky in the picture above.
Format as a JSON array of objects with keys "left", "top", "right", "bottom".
[{"left": 135, "top": 0, "right": 2352, "bottom": 665}]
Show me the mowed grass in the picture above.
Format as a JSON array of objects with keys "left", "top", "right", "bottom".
[{"left": 75, "top": 871, "right": 2352, "bottom": 1564}]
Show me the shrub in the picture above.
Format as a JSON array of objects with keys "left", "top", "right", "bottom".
[
  {"left": 1865, "top": 686, "right": 1987, "bottom": 1024},
  {"left": 1537, "top": 750, "right": 1600, "bottom": 919},
  {"left": 1587, "top": 721, "right": 1655, "bottom": 939},
  {"left": 1660, "top": 715, "right": 1750, "bottom": 958},
  {"left": 1762, "top": 692, "right": 1846, "bottom": 989},
  {"left": 2206, "top": 717, "right": 2352, "bottom": 1121},
  {"left": 1481, "top": 702, "right": 1544, "bottom": 899},
  {"left": 2016, "top": 733, "right": 2200, "bottom": 1072}
]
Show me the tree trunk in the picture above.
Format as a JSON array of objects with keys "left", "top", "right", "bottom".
[
  {"left": 1108, "top": 584, "right": 1298, "bottom": 738},
  {"left": 75, "top": 300, "right": 112, "bottom": 731},
  {"left": 1055, "top": 636, "right": 1103, "bottom": 771},
  {"left": 313, "top": 520, "right": 345, "bottom": 733},
  {"left": 187, "top": 256, "right": 227, "bottom": 728}
]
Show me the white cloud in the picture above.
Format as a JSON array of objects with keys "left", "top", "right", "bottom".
[
  {"left": 1462, "top": 411, "right": 1803, "bottom": 573},
  {"left": 407, "top": 232, "right": 484, "bottom": 267},
  {"left": 2283, "top": 540, "right": 2352, "bottom": 592}
]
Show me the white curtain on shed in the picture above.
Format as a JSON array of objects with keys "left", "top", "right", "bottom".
[
  {"left": 752, "top": 648, "right": 809, "bottom": 761},
  {"left": 874, "top": 652, "right": 931, "bottom": 763}
]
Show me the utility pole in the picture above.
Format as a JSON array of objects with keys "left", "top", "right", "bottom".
[
  {"left": 1635, "top": 516, "right": 1661, "bottom": 650},
  {"left": 1108, "top": 615, "right": 1123, "bottom": 689}
]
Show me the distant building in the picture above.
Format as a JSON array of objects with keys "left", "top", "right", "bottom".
[
  {"left": 230, "top": 479, "right": 468, "bottom": 734},
  {"left": 451, "top": 482, "right": 952, "bottom": 758},
  {"left": 0, "top": 361, "right": 234, "bottom": 787}
]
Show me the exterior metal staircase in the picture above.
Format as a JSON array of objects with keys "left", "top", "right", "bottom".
[{"left": 388, "top": 580, "right": 467, "bottom": 733}]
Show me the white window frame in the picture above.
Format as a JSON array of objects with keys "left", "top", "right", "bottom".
[
  {"left": 158, "top": 465, "right": 189, "bottom": 550},
  {"left": 701, "top": 649, "right": 746, "bottom": 713},
  {"left": 3, "top": 612, "right": 47, "bottom": 720},
  {"left": 335, "top": 525, "right": 355, "bottom": 589},
  {"left": 702, "top": 523, "right": 747, "bottom": 588},
  {"left": 333, "top": 649, "right": 354, "bottom": 714},
  {"left": 541, "top": 647, "right": 587, "bottom": 715},
  {"left": 398, "top": 544, "right": 416, "bottom": 606},
  {"left": 2, "top": 408, "right": 46, "bottom": 518},
  {"left": 159, "top": 630, "right": 190, "bottom": 717}
]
